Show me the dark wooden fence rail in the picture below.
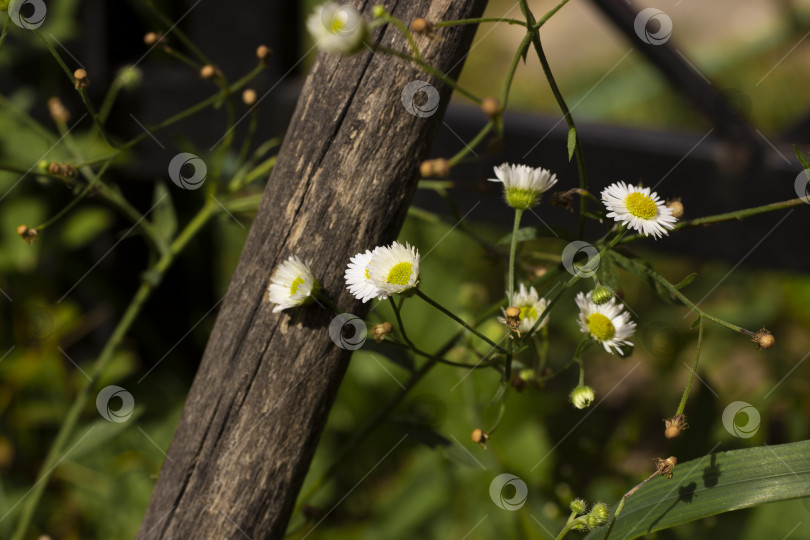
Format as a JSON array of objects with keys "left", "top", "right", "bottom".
[{"left": 136, "top": 1, "right": 488, "bottom": 537}]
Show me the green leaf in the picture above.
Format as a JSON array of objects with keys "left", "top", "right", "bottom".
[
  {"left": 151, "top": 182, "right": 177, "bottom": 244},
  {"left": 793, "top": 145, "right": 810, "bottom": 173},
  {"left": 567, "top": 127, "right": 577, "bottom": 161},
  {"left": 674, "top": 272, "right": 697, "bottom": 290},
  {"left": 587, "top": 440, "right": 810, "bottom": 540},
  {"left": 59, "top": 207, "right": 115, "bottom": 249}
]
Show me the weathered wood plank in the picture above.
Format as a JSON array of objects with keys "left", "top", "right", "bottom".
[{"left": 137, "top": 1, "right": 488, "bottom": 537}]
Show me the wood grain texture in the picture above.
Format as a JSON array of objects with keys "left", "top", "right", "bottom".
[{"left": 137, "top": 1, "right": 488, "bottom": 538}]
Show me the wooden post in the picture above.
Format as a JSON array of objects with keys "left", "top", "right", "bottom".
[{"left": 137, "top": 1, "right": 488, "bottom": 537}]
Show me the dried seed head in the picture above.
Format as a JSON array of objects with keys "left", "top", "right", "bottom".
[
  {"left": 753, "top": 328, "right": 775, "bottom": 350},
  {"left": 73, "top": 69, "right": 89, "bottom": 89},
  {"left": 666, "top": 198, "right": 684, "bottom": 219},
  {"left": 371, "top": 321, "right": 393, "bottom": 342},
  {"left": 410, "top": 17, "right": 432, "bottom": 33},
  {"left": 549, "top": 190, "right": 574, "bottom": 211},
  {"left": 144, "top": 32, "right": 160, "bottom": 45},
  {"left": 242, "top": 89, "right": 257, "bottom": 106},
  {"left": 256, "top": 45, "right": 271, "bottom": 62},
  {"left": 420, "top": 158, "right": 450, "bottom": 178},
  {"left": 471, "top": 428, "right": 489, "bottom": 449},
  {"left": 505, "top": 306, "right": 520, "bottom": 318},
  {"left": 664, "top": 414, "right": 688, "bottom": 439},
  {"left": 655, "top": 456, "right": 678, "bottom": 479},
  {"left": 16, "top": 225, "right": 38, "bottom": 244},
  {"left": 200, "top": 65, "right": 217, "bottom": 79},
  {"left": 481, "top": 97, "right": 500, "bottom": 118}
]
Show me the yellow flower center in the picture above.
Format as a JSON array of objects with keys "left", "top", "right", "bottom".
[
  {"left": 290, "top": 276, "right": 305, "bottom": 296},
  {"left": 364, "top": 268, "right": 370, "bottom": 280},
  {"left": 330, "top": 16, "right": 346, "bottom": 33},
  {"left": 386, "top": 262, "right": 413, "bottom": 286},
  {"left": 587, "top": 313, "right": 615, "bottom": 340},
  {"left": 624, "top": 192, "right": 658, "bottom": 220},
  {"left": 519, "top": 305, "right": 538, "bottom": 321}
]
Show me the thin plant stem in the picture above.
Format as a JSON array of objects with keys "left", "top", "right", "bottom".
[
  {"left": 0, "top": 17, "right": 10, "bottom": 55},
  {"left": 34, "top": 160, "right": 114, "bottom": 231},
  {"left": 508, "top": 209, "right": 524, "bottom": 304},
  {"left": 675, "top": 316, "right": 704, "bottom": 416},
  {"left": 414, "top": 289, "right": 507, "bottom": 353},
  {"left": 389, "top": 296, "right": 415, "bottom": 350},
  {"left": 383, "top": 14, "right": 423, "bottom": 61},
  {"left": 11, "top": 201, "right": 217, "bottom": 540},
  {"left": 447, "top": 121, "right": 493, "bottom": 166},
  {"left": 434, "top": 17, "right": 528, "bottom": 28}
]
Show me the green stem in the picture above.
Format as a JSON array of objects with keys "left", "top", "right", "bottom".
[
  {"left": 389, "top": 296, "right": 415, "bottom": 350},
  {"left": 97, "top": 79, "right": 123, "bottom": 125},
  {"left": 0, "top": 16, "right": 10, "bottom": 55},
  {"left": 414, "top": 289, "right": 507, "bottom": 353},
  {"left": 508, "top": 209, "right": 524, "bottom": 304},
  {"left": 383, "top": 14, "right": 423, "bottom": 61},
  {"left": 434, "top": 17, "right": 528, "bottom": 28},
  {"left": 675, "top": 316, "right": 704, "bottom": 416},
  {"left": 555, "top": 510, "right": 579, "bottom": 540},
  {"left": 373, "top": 45, "right": 482, "bottom": 103},
  {"left": 34, "top": 160, "right": 113, "bottom": 231},
  {"left": 447, "top": 121, "right": 493, "bottom": 166},
  {"left": 522, "top": 1, "right": 587, "bottom": 239},
  {"left": 621, "top": 197, "right": 807, "bottom": 243},
  {"left": 533, "top": 0, "right": 571, "bottom": 30},
  {"left": 11, "top": 201, "right": 217, "bottom": 540}
]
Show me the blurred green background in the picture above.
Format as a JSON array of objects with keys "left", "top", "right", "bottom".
[{"left": 2, "top": 0, "right": 810, "bottom": 538}]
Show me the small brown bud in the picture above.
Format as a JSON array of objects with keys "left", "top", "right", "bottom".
[
  {"left": 481, "top": 97, "right": 500, "bottom": 118},
  {"left": 471, "top": 428, "right": 489, "bottom": 449},
  {"left": 371, "top": 321, "right": 393, "bottom": 342},
  {"left": 200, "top": 65, "right": 217, "bottom": 80},
  {"left": 144, "top": 32, "right": 160, "bottom": 46},
  {"left": 47, "top": 97, "right": 70, "bottom": 124},
  {"left": 242, "top": 89, "right": 257, "bottom": 106},
  {"left": 663, "top": 414, "right": 688, "bottom": 439},
  {"left": 410, "top": 17, "right": 432, "bottom": 34},
  {"left": 667, "top": 198, "right": 684, "bottom": 219},
  {"left": 752, "top": 328, "right": 775, "bottom": 350},
  {"left": 510, "top": 375, "right": 527, "bottom": 392},
  {"left": 419, "top": 158, "right": 451, "bottom": 178},
  {"left": 73, "top": 69, "right": 89, "bottom": 89},
  {"left": 16, "top": 225, "right": 38, "bottom": 244},
  {"left": 47, "top": 162, "right": 76, "bottom": 178},
  {"left": 256, "top": 45, "right": 271, "bottom": 62},
  {"left": 501, "top": 306, "right": 522, "bottom": 336}
]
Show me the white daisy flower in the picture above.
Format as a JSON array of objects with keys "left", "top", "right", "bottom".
[
  {"left": 367, "top": 241, "right": 420, "bottom": 294},
  {"left": 345, "top": 248, "right": 389, "bottom": 303},
  {"left": 268, "top": 256, "right": 319, "bottom": 313},
  {"left": 601, "top": 181, "right": 677, "bottom": 239},
  {"left": 575, "top": 291, "right": 636, "bottom": 355},
  {"left": 488, "top": 163, "right": 558, "bottom": 210},
  {"left": 307, "top": 3, "right": 368, "bottom": 55},
  {"left": 498, "top": 283, "right": 549, "bottom": 333}
]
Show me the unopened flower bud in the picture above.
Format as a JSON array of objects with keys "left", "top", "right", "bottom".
[
  {"left": 372, "top": 5, "right": 386, "bottom": 18},
  {"left": 144, "top": 32, "right": 160, "bottom": 46},
  {"left": 242, "top": 89, "right": 257, "bottom": 106},
  {"left": 371, "top": 321, "right": 393, "bottom": 342},
  {"left": 666, "top": 198, "right": 684, "bottom": 219},
  {"left": 586, "top": 503, "right": 610, "bottom": 528},
  {"left": 73, "top": 69, "right": 89, "bottom": 89},
  {"left": 570, "top": 498, "right": 587, "bottom": 515},
  {"left": 481, "top": 97, "right": 500, "bottom": 118},
  {"left": 256, "top": 44, "right": 271, "bottom": 62},
  {"left": 419, "top": 158, "right": 450, "bottom": 178},
  {"left": 47, "top": 97, "right": 70, "bottom": 124},
  {"left": 591, "top": 285, "right": 613, "bottom": 305},
  {"left": 471, "top": 428, "right": 489, "bottom": 449},
  {"left": 410, "top": 17, "right": 432, "bottom": 33},
  {"left": 116, "top": 66, "right": 142, "bottom": 90},
  {"left": 16, "top": 225, "right": 38, "bottom": 244},
  {"left": 200, "top": 65, "right": 217, "bottom": 80},
  {"left": 570, "top": 385, "right": 594, "bottom": 410}
]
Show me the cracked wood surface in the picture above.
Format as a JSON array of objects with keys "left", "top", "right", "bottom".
[{"left": 137, "top": 0, "right": 488, "bottom": 538}]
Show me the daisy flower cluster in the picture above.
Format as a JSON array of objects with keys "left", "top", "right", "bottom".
[{"left": 344, "top": 241, "right": 420, "bottom": 302}]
